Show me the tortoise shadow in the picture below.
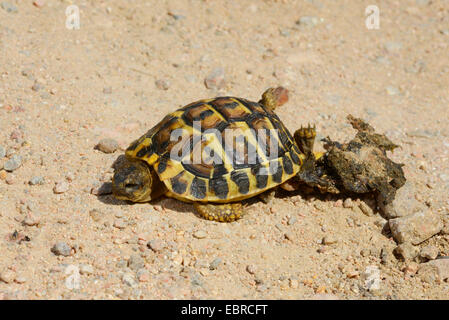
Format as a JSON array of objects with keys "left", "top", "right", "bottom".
[{"left": 96, "top": 183, "right": 195, "bottom": 214}]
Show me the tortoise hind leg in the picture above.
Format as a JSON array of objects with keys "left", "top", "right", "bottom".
[{"left": 194, "top": 202, "right": 245, "bottom": 222}]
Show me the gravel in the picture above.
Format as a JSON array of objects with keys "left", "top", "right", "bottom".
[
  {"left": 0, "top": 145, "right": 5, "bottom": 158},
  {"left": 4, "top": 154, "right": 22, "bottom": 172},
  {"left": 209, "top": 257, "right": 222, "bottom": 270},
  {"left": 384, "top": 41, "right": 402, "bottom": 54},
  {"left": 122, "top": 273, "right": 137, "bottom": 287},
  {"left": 379, "top": 181, "right": 426, "bottom": 219},
  {"left": 1, "top": 1, "right": 18, "bottom": 13},
  {"left": 51, "top": 242, "right": 72, "bottom": 256},
  {"left": 31, "top": 81, "right": 42, "bottom": 91},
  {"left": 79, "top": 264, "right": 94, "bottom": 275},
  {"left": 113, "top": 219, "right": 127, "bottom": 229},
  {"left": 23, "top": 212, "right": 41, "bottom": 226},
  {"left": 359, "top": 201, "right": 374, "bottom": 216},
  {"left": 137, "top": 269, "right": 150, "bottom": 282},
  {"left": 29, "top": 176, "right": 44, "bottom": 185},
  {"left": 386, "top": 86, "right": 400, "bottom": 96},
  {"left": 147, "top": 239, "right": 165, "bottom": 252},
  {"left": 53, "top": 181, "right": 69, "bottom": 194},
  {"left": 103, "top": 87, "right": 112, "bottom": 94},
  {"left": 155, "top": 79, "right": 170, "bottom": 90},
  {"left": 204, "top": 67, "right": 225, "bottom": 90},
  {"left": 287, "top": 216, "right": 297, "bottom": 225},
  {"left": 418, "top": 259, "right": 449, "bottom": 283},
  {"left": 322, "top": 235, "right": 338, "bottom": 245},
  {"left": 394, "top": 243, "right": 419, "bottom": 261},
  {"left": 389, "top": 210, "right": 443, "bottom": 244},
  {"left": 128, "top": 254, "right": 145, "bottom": 271},
  {"left": 420, "top": 245, "right": 439, "bottom": 260},
  {"left": 343, "top": 198, "right": 353, "bottom": 208},
  {"left": 296, "top": 16, "right": 319, "bottom": 27},
  {"left": 0, "top": 270, "right": 16, "bottom": 283},
  {"left": 246, "top": 264, "right": 256, "bottom": 275},
  {"left": 95, "top": 138, "right": 119, "bottom": 153},
  {"left": 193, "top": 230, "right": 207, "bottom": 239}
]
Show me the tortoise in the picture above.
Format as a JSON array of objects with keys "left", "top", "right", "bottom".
[{"left": 112, "top": 88, "right": 335, "bottom": 222}]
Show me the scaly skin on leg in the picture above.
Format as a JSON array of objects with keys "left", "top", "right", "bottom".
[
  {"left": 194, "top": 202, "right": 245, "bottom": 222},
  {"left": 294, "top": 125, "right": 339, "bottom": 194},
  {"left": 294, "top": 124, "right": 316, "bottom": 155}
]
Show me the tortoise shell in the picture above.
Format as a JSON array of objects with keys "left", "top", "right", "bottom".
[{"left": 126, "top": 96, "right": 303, "bottom": 203}]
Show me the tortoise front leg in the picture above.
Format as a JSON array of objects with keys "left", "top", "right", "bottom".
[
  {"left": 294, "top": 125, "right": 339, "bottom": 194},
  {"left": 194, "top": 202, "right": 245, "bottom": 222}
]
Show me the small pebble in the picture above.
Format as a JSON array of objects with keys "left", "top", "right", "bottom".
[
  {"left": 402, "top": 262, "right": 419, "bottom": 275},
  {"left": 14, "top": 276, "right": 27, "bottom": 284},
  {"left": 333, "top": 199, "right": 343, "bottom": 207},
  {"left": 209, "top": 257, "right": 222, "bottom": 270},
  {"left": 287, "top": 216, "right": 297, "bottom": 225},
  {"left": 420, "top": 245, "right": 439, "bottom": 260},
  {"left": 0, "top": 145, "right": 5, "bottom": 158},
  {"left": 103, "top": 87, "right": 112, "bottom": 94},
  {"left": 360, "top": 248, "right": 371, "bottom": 257},
  {"left": 5, "top": 175, "right": 15, "bottom": 185},
  {"left": 359, "top": 202, "right": 374, "bottom": 216},
  {"left": 296, "top": 16, "right": 319, "bottom": 27},
  {"left": 193, "top": 230, "right": 207, "bottom": 239},
  {"left": 79, "top": 264, "right": 94, "bottom": 275},
  {"left": 33, "top": 0, "right": 45, "bottom": 8},
  {"left": 89, "top": 209, "right": 103, "bottom": 222},
  {"left": 122, "top": 273, "right": 137, "bottom": 288},
  {"left": 1, "top": 1, "right": 18, "bottom": 13},
  {"left": 51, "top": 242, "right": 72, "bottom": 256},
  {"left": 394, "top": 243, "right": 419, "bottom": 261},
  {"left": 95, "top": 138, "right": 119, "bottom": 153},
  {"left": 284, "top": 231, "right": 294, "bottom": 241},
  {"left": 0, "top": 270, "right": 16, "bottom": 283},
  {"left": 137, "top": 269, "right": 150, "bottom": 282},
  {"left": 31, "top": 81, "right": 42, "bottom": 92},
  {"left": 53, "top": 181, "right": 69, "bottom": 194},
  {"left": 147, "top": 239, "right": 164, "bottom": 252},
  {"left": 23, "top": 212, "right": 40, "bottom": 226},
  {"left": 386, "top": 86, "right": 400, "bottom": 96},
  {"left": 204, "top": 67, "right": 225, "bottom": 90},
  {"left": 384, "top": 41, "right": 402, "bottom": 54},
  {"left": 343, "top": 198, "right": 353, "bottom": 208},
  {"left": 4, "top": 154, "right": 22, "bottom": 172},
  {"left": 322, "top": 235, "right": 338, "bottom": 245},
  {"left": 289, "top": 278, "right": 299, "bottom": 289},
  {"left": 29, "top": 176, "right": 44, "bottom": 185},
  {"left": 113, "top": 219, "right": 127, "bottom": 229},
  {"left": 128, "top": 254, "right": 145, "bottom": 271},
  {"left": 246, "top": 264, "right": 256, "bottom": 275},
  {"left": 155, "top": 79, "right": 170, "bottom": 90}
]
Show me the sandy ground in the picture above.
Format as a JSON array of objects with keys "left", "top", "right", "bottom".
[{"left": 0, "top": 0, "right": 448, "bottom": 300}]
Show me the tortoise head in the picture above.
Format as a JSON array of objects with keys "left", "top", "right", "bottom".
[{"left": 112, "top": 157, "right": 159, "bottom": 202}]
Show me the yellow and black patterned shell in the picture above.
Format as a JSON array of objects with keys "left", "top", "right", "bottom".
[{"left": 126, "top": 97, "right": 303, "bottom": 203}]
